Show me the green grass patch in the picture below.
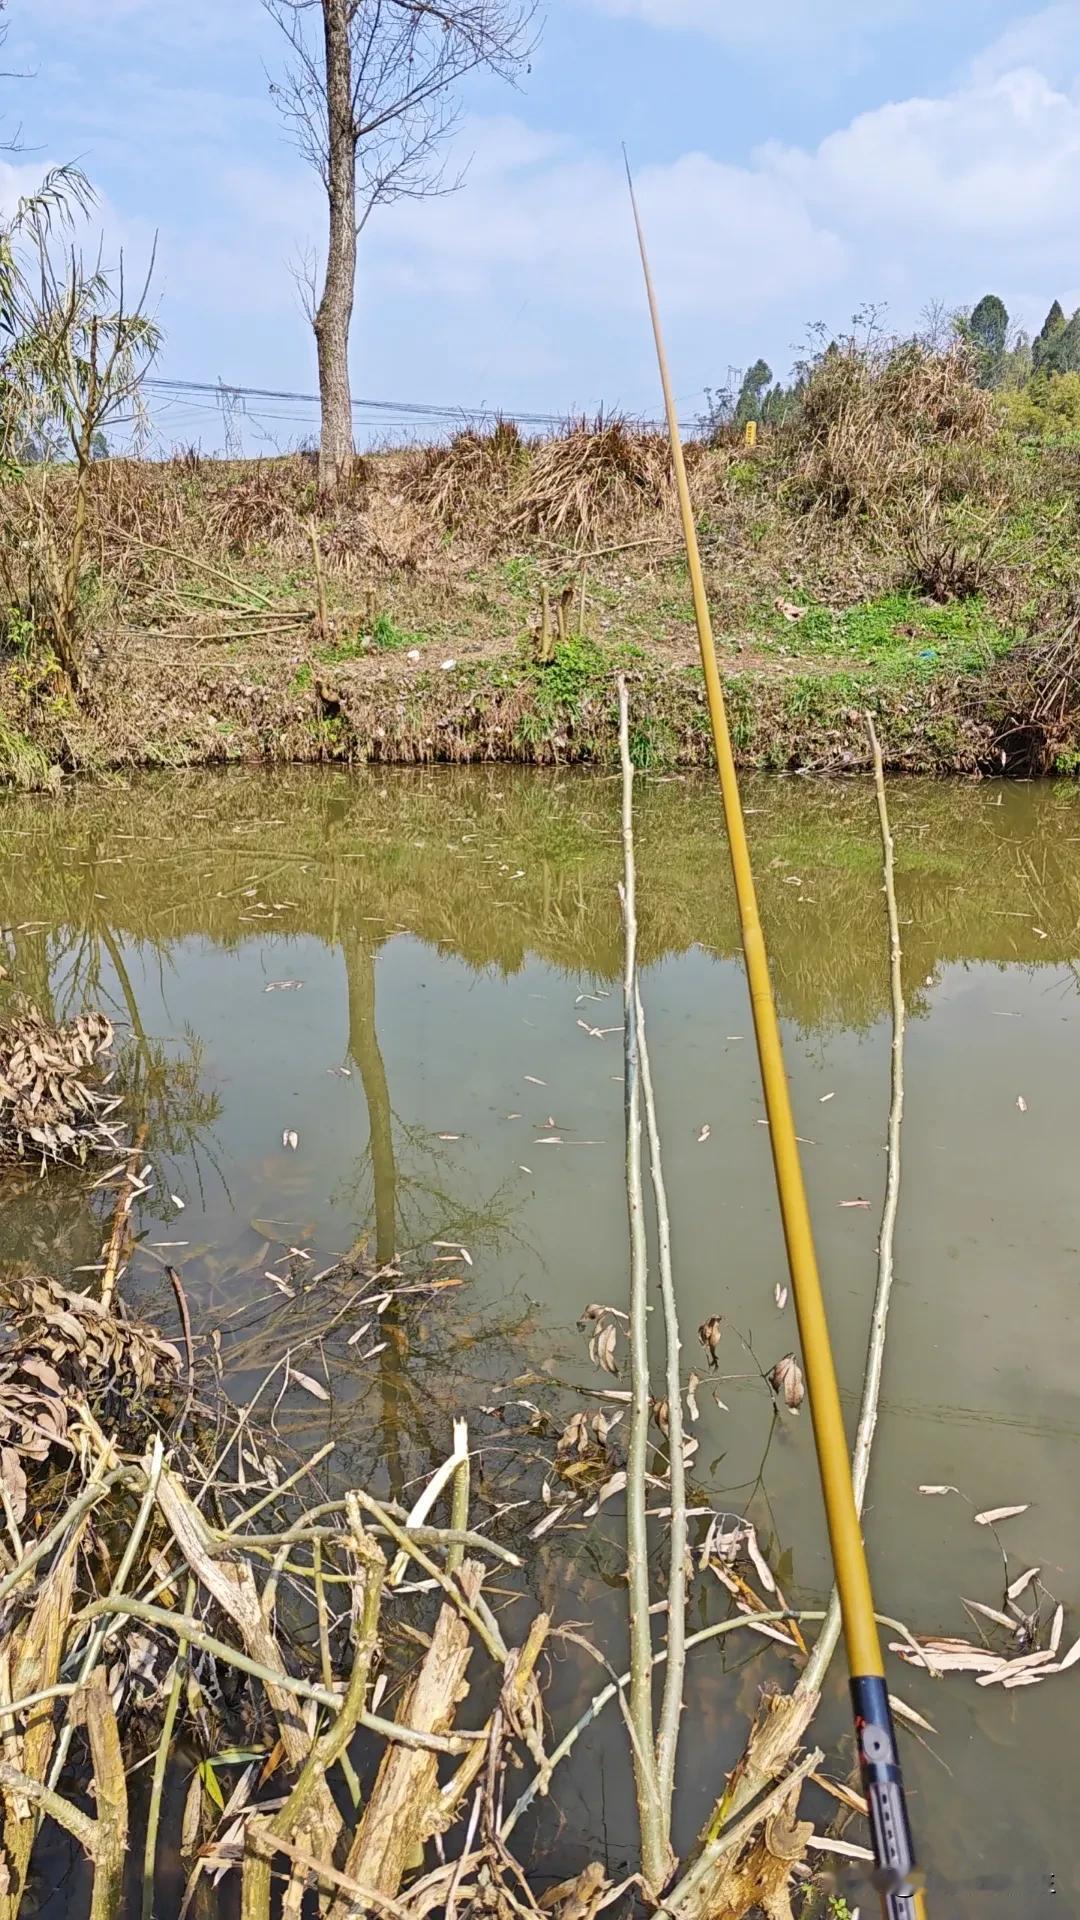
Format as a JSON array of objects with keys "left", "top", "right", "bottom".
[
  {"left": 759, "top": 590, "right": 1015, "bottom": 675},
  {"left": 0, "top": 714, "right": 54, "bottom": 789}
]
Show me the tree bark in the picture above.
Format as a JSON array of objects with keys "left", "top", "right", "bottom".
[{"left": 314, "top": 0, "right": 357, "bottom": 492}]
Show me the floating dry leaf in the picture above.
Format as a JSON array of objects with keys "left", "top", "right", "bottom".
[
  {"left": 975, "top": 1504, "right": 1029, "bottom": 1526},
  {"left": 962, "top": 1598, "right": 1016, "bottom": 1632},
  {"left": 698, "top": 1316, "right": 723, "bottom": 1370},
  {"left": 591, "top": 1321, "right": 620, "bottom": 1377},
  {"left": 744, "top": 1525, "right": 777, "bottom": 1595},
  {"left": 1008, "top": 1566, "right": 1039, "bottom": 1600},
  {"left": 1050, "top": 1604, "right": 1064, "bottom": 1655},
  {"left": 769, "top": 1352, "right": 805, "bottom": 1412},
  {"left": 697, "top": 1123, "right": 711, "bottom": 1144},
  {"left": 889, "top": 1693, "right": 936, "bottom": 1735},
  {"left": 976, "top": 1649, "right": 1056, "bottom": 1687},
  {"left": 890, "top": 1641, "right": 1005, "bottom": 1675},
  {"left": 289, "top": 1367, "right": 329, "bottom": 1402},
  {"left": 839, "top": 1198, "right": 871, "bottom": 1209},
  {"left": 918, "top": 1484, "right": 960, "bottom": 1496},
  {"left": 584, "top": 1471, "right": 627, "bottom": 1517},
  {"left": 685, "top": 1371, "right": 700, "bottom": 1421},
  {"left": 774, "top": 1283, "right": 788, "bottom": 1311},
  {"left": 281, "top": 1129, "right": 299, "bottom": 1151},
  {"left": 1017, "top": 1095, "right": 1028, "bottom": 1113},
  {"left": 1056, "top": 1633, "right": 1080, "bottom": 1672},
  {"left": 264, "top": 980, "right": 303, "bottom": 993},
  {"left": 819, "top": 1091, "right": 835, "bottom": 1103},
  {"left": 432, "top": 1240, "right": 473, "bottom": 1266}
]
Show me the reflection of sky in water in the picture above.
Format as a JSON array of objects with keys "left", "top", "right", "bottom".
[{"left": 2, "top": 767, "right": 1079, "bottom": 1914}]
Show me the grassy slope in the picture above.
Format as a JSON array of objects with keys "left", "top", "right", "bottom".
[{"left": 3, "top": 364, "right": 1079, "bottom": 784}]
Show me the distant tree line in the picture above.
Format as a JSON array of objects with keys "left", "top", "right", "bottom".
[{"left": 707, "top": 292, "right": 1080, "bottom": 440}]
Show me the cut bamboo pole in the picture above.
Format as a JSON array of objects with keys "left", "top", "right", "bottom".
[{"left": 616, "top": 672, "right": 667, "bottom": 1894}]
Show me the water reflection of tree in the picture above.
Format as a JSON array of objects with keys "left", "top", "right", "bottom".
[
  {"left": 338, "top": 917, "right": 528, "bottom": 1500},
  {"left": 346, "top": 932, "right": 397, "bottom": 1266},
  {"left": 2, "top": 857, "right": 224, "bottom": 1217}
]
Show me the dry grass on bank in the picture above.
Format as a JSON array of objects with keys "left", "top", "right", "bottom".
[{"left": 4, "top": 339, "right": 1080, "bottom": 785}]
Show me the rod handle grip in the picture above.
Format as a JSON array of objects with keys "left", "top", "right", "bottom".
[{"left": 850, "top": 1676, "right": 928, "bottom": 1920}]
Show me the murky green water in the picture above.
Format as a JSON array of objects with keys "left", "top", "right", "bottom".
[{"left": 3, "top": 765, "right": 1079, "bottom": 1915}]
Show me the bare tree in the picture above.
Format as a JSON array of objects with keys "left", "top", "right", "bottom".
[{"left": 266, "top": 0, "right": 537, "bottom": 491}]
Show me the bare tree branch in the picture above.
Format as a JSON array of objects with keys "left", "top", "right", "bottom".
[{"left": 264, "top": 0, "right": 537, "bottom": 488}]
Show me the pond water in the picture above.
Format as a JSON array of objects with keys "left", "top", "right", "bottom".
[{"left": 2, "top": 764, "right": 1079, "bottom": 1916}]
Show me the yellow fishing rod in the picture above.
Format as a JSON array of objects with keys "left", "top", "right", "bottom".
[{"left": 626, "top": 163, "right": 928, "bottom": 1920}]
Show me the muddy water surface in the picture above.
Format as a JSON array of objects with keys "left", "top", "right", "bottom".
[{"left": 2, "top": 766, "right": 1079, "bottom": 1915}]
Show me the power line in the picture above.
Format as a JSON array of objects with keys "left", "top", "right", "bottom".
[
  {"left": 146, "top": 376, "right": 577, "bottom": 430},
  {"left": 144, "top": 375, "right": 692, "bottom": 433}
]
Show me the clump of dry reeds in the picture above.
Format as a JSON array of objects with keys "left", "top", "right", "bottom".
[
  {"left": 0, "top": 1005, "right": 125, "bottom": 1168},
  {"left": 403, "top": 417, "right": 530, "bottom": 537},
  {"left": 510, "top": 416, "right": 675, "bottom": 546},
  {"left": 777, "top": 339, "right": 997, "bottom": 525},
  {"left": 401, "top": 414, "right": 684, "bottom": 550}
]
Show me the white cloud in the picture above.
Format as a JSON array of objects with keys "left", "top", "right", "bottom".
[
  {"left": 969, "top": 4, "right": 1080, "bottom": 86},
  {"left": 371, "top": 116, "right": 846, "bottom": 318},
  {"left": 15, "top": 8, "right": 1080, "bottom": 424},
  {"left": 766, "top": 65, "right": 1080, "bottom": 260}
]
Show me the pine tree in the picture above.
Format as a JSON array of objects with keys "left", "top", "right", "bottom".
[
  {"left": 734, "top": 359, "right": 772, "bottom": 429},
  {"left": 1033, "top": 300, "right": 1066, "bottom": 372},
  {"left": 967, "top": 293, "right": 1009, "bottom": 388}
]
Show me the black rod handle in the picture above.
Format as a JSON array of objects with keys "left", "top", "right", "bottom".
[{"left": 850, "top": 1676, "right": 928, "bottom": 1920}]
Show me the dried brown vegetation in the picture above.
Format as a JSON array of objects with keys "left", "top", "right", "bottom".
[
  {"left": 3, "top": 337, "right": 1080, "bottom": 782},
  {"left": 0, "top": 1006, "right": 124, "bottom": 1168}
]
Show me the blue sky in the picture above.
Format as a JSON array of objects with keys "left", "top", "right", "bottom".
[{"left": 4, "top": 1, "right": 1080, "bottom": 450}]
